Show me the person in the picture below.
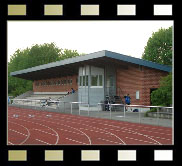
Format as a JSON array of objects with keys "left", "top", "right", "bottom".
[
  {"left": 124, "top": 94, "right": 131, "bottom": 111},
  {"left": 8, "top": 96, "right": 11, "bottom": 104},
  {"left": 71, "top": 88, "right": 75, "bottom": 94}
]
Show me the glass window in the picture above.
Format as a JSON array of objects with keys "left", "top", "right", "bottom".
[
  {"left": 91, "top": 75, "right": 98, "bottom": 86},
  {"left": 68, "top": 79, "right": 70, "bottom": 85},
  {"left": 99, "top": 75, "right": 102, "bottom": 86},
  {"left": 70, "top": 79, "right": 72, "bottom": 85},
  {"left": 86, "top": 75, "right": 88, "bottom": 86},
  {"left": 61, "top": 80, "right": 64, "bottom": 85},
  {"left": 64, "top": 79, "right": 67, "bottom": 85},
  {"left": 79, "top": 76, "right": 82, "bottom": 86},
  {"left": 83, "top": 76, "right": 85, "bottom": 86},
  {"left": 58, "top": 80, "right": 60, "bottom": 85}
]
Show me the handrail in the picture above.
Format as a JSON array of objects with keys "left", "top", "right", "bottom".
[
  {"left": 97, "top": 103, "right": 173, "bottom": 109},
  {"left": 11, "top": 99, "right": 173, "bottom": 109},
  {"left": 11, "top": 99, "right": 88, "bottom": 105}
]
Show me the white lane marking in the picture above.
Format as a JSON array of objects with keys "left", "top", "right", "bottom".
[
  {"left": 56, "top": 128, "right": 85, "bottom": 136},
  {"left": 57, "top": 125, "right": 92, "bottom": 145},
  {"left": 103, "top": 125, "right": 162, "bottom": 145},
  {"left": 8, "top": 121, "right": 30, "bottom": 145},
  {"left": 9, "top": 111, "right": 91, "bottom": 145},
  {"left": 125, "top": 137, "right": 158, "bottom": 144},
  {"left": 9, "top": 117, "right": 59, "bottom": 145},
  {"left": 9, "top": 129, "right": 28, "bottom": 137},
  {"left": 149, "top": 135, "right": 171, "bottom": 141},
  {"left": 9, "top": 111, "right": 125, "bottom": 145},
  {"left": 65, "top": 138, "right": 87, "bottom": 145},
  {"left": 97, "top": 138, "right": 123, "bottom": 144},
  {"left": 10, "top": 108, "right": 171, "bottom": 133},
  {"left": 32, "top": 128, "right": 57, "bottom": 136},
  {"left": 35, "top": 139, "right": 51, "bottom": 145},
  {"left": 9, "top": 109, "right": 171, "bottom": 144}
]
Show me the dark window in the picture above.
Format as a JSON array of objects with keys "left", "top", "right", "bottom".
[
  {"left": 79, "top": 76, "right": 82, "bottom": 86},
  {"left": 99, "top": 75, "right": 103, "bottom": 86},
  {"left": 86, "top": 76, "right": 88, "bottom": 86},
  {"left": 83, "top": 76, "right": 85, "bottom": 86},
  {"left": 91, "top": 75, "right": 98, "bottom": 86},
  {"left": 68, "top": 79, "right": 70, "bottom": 85},
  {"left": 64, "top": 79, "right": 67, "bottom": 85}
]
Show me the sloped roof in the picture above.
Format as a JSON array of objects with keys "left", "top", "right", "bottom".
[{"left": 10, "top": 50, "right": 171, "bottom": 80}]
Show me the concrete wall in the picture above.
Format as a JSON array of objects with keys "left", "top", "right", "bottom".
[
  {"left": 58, "top": 91, "right": 79, "bottom": 109},
  {"left": 14, "top": 91, "right": 33, "bottom": 99}
]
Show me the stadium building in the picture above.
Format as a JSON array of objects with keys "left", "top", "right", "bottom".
[{"left": 10, "top": 50, "right": 171, "bottom": 110}]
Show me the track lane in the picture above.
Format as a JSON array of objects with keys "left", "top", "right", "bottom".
[{"left": 8, "top": 107, "right": 172, "bottom": 145}]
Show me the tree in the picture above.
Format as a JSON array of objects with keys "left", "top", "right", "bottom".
[
  {"left": 142, "top": 26, "right": 173, "bottom": 106},
  {"left": 151, "top": 72, "right": 172, "bottom": 106},
  {"left": 8, "top": 43, "right": 82, "bottom": 97},
  {"left": 142, "top": 26, "right": 172, "bottom": 66}
]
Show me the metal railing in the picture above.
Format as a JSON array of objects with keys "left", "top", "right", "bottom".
[
  {"left": 9, "top": 99, "right": 173, "bottom": 127},
  {"left": 98, "top": 103, "right": 173, "bottom": 125}
]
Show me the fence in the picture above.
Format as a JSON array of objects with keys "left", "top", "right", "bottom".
[{"left": 9, "top": 99, "right": 173, "bottom": 128}]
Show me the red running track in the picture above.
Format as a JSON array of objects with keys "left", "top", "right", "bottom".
[{"left": 8, "top": 106, "right": 172, "bottom": 145}]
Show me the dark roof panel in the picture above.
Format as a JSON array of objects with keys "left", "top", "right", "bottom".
[{"left": 105, "top": 50, "right": 171, "bottom": 72}]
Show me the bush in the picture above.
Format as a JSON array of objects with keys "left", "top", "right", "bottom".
[
  {"left": 151, "top": 73, "right": 172, "bottom": 107},
  {"left": 144, "top": 108, "right": 157, "bottom": 117}
]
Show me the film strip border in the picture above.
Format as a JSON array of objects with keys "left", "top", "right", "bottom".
[
  {"left": 1, "top": 0, "right": 177, "bottom": 166},
  {"left": 5, "top": 3, "right": 173, "bottom": 17},
  {"left": 8, "top": 149, "right": 174, "bottom": 162}
]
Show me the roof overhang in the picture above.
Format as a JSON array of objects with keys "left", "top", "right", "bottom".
[{"left": 10, "top": 50, "right": 172, "bottom": 81}]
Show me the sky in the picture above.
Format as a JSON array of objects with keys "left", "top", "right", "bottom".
[{"left": 7, "top": 21, "right": 173, "bottom": 62}]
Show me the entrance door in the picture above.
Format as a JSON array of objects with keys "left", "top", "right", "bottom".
[{"left": 106, "top": 75, "right": 114, "bottom": 96}]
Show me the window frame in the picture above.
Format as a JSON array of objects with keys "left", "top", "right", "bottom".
[{"left": 90, "top": 74, "right": 103, "bottom": 88}]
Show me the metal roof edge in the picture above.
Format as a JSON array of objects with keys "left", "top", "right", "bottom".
[
  {"left": 10, "top": 50, "right": 171, "bottom": 77},
  {"left": 104, "top": 50, "right": 171, "bottom": 72},
  {"left": 10, "top": 50, "right": 106, "bottom": 76}
]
